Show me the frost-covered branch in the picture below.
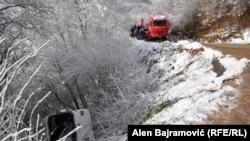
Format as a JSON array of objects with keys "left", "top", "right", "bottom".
[
  {"left": 56, "top": 126, "right": 83, "bottom": 141},
  {"left": 0, "top": 39, "right": 49, "bottom": 140}
]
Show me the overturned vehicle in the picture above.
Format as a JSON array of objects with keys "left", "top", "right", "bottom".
[{"left": 43, "top": 109, "right": 94, "bottom": 141}]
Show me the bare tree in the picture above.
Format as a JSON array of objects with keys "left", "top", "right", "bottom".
[
  {"left": 0, "top": 0, "right": 50, "bottom": 65},
  {"left": 0, "top": 38, "right": 50, "bottom": 140}
]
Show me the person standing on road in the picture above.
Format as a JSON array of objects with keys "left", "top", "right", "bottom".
[{"left": 130, "top": 25, "right": 137, "bottom": 37}]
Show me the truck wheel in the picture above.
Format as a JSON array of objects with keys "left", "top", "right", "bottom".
[{"left": 146, "top": 36, "right": 151, "bottom": 41}]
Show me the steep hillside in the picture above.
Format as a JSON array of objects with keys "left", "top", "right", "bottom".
[
  {"left": 134, "top": 40, "right": 248, "bottom": 125},
  {"left": 195, "top": 0, "right": 250, "bottom": 42}
]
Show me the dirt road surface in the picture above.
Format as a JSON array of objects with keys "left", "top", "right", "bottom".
[{"left": 203, "top": 43, "right": 250, "bottom": 124}]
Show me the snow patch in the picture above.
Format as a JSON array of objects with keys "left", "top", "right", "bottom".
[
  {"left": 229, "top": 28, "right": 250, "bottom": 44},
  {"left": 173, "top": 41, "right": 203, "bottom": 50}
]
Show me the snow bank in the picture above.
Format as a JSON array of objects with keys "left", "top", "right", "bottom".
[
  {"left": 135, "top": 40, "right": 248, "bottom": 124},
  {"left": 229, "top": 28, "right": 250, "bottom": 44}
]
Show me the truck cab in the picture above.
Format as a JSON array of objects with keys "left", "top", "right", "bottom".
[
  {"left": 144, "top": 15, "right": 171, "bottom": 40},
  {"left": 43, "top": 109, "right": 95, "bottom": 141}
]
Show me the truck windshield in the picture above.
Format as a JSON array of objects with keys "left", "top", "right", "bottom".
[{"left": 153, "top": 20, "right": 166, "bottom": 26}]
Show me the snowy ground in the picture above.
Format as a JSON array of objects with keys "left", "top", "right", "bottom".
[
  {"left": 229, "top": 28, "right": 250, "bottom": 44},
  {"left": 205, "top": 28, "right": 250, "bottom": 44},
  {"left": 134, "top": 38, "right": 249, "bottom": 124}
]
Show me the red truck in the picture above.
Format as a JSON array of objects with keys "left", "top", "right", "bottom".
[{"left": 131, "top": 15, "right": 172, "bottom": 41}]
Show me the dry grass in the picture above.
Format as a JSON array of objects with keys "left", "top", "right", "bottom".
[{"left": 184, "top": 47, "right": 204, "bottom": 55}]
